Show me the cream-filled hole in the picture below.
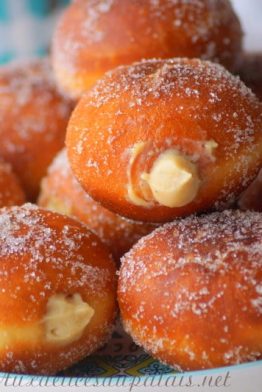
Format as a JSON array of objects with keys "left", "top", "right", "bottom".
[
  {"left": 43, "top": 293, "right": 94, "bottom": 345},
  {"left": 142, "top": 149, "right": 201, "bottom": 208}
]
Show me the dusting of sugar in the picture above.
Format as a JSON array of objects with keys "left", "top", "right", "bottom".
[
  {"left": 0, "top": 58, "right": 72, "bottom": 147},
  {"left": 0, "top": 203, "right": 116, "bottom": 374},
  {"left": 68, "top": 57, "right": 262, "bottom": 217},
  {"left": 0, "top": 58, "right": 73, "bottom": 198},
  {"left": 55, "top": 0, "right": 242, "bottom": 79},
  {"left": 119, "top": 209, "right": 262, "bottom": 368},
  {"left": 0, "top": 204, "right": 112, "bottom": 294},
  {"left": 39, "top": 149, "right": 158, "bottom": 260}
]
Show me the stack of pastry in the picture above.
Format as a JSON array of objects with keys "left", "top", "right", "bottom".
[{"left": 0, "top": 0, "right": 261, "bottom": 376}]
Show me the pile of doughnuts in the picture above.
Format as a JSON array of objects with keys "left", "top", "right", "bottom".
[
  {"left": 0, "top": 0, "right": 261, "bottom": 376},
  {"left": 52, "top": 0, "right": 243, "bottom": 99},
  {"left": 66, "top": 57, "right": 262, "bottom": 222},
  {"left": 0, "top": 204, "right": 117, "bottom": 375},
  {"left": 38, "top": 149, "right": 157, "bottom": 262},
  {"left": 0, "top": 58, "right": 73, "bottom": 200},
  {"left": 118, "top": 209, "right": 262, "bottom": 370}
]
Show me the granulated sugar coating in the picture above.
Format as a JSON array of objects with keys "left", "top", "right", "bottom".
[
  {"left": 52, "top": 0, "right": 242, "bottom": 98},
  {"left": 0, "top": 204, "right": 117, "bottom": 375},
  {"left": 67, "top": 58, "right": 262, "bottom": 223},
  {"left": 118, "top": 209, "right": 262, "bottom": 371},
  {"left": 0, "top": 59, "right": 73, "bottom": 200},
  {"left": 38, "top": 149, "right": 158, "bottom": 262}
]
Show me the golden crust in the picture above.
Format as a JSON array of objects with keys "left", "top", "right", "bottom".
[
  {"left": 0, "top": 204, "right": 117, "bottom": 375},
  {"left": 66, "top": 58, "right": 262, "bottom": 223},
  {"left": 0, "top": 59, "right": 73, "bottom": 201},
  {"left": 118, "top": 209, "right": 262, "bottom": 371},
  {"left": 38, "top": 149, "right": 157, "bottom": 261},
  {"left": 52, "top": 0, "right": 243, "bottom": 98}
]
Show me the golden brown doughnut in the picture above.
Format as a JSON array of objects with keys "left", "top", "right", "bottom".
[
  {"left": 52, "top": 0, "right": 243, "bottom": 99},
  {"left": 0, "top": 160, "right": 25, "bottom": 207},
  {"left": 238, "top": 53, "right": 262, "bottom": 101},
  {"left": 66, "top": 58, "right": 262, "bottom": 223},
  {"left": 0, "top": 204, "right": 117, "bottom": 375},
  {"left": 0, "top": 58, "right": 73, "bottom": 201},
  {"left": 238, "top": 169, "right": 262, "bottom": 212},
  {"left": 118, "top": 209, "right": 262, "bottom": 371},
  {"left": 38, "top": 149, "right": 157, "bottom": 261}
]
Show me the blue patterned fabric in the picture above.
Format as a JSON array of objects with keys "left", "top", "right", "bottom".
[{"left": 0, "top": 0, "right": 70, "bottom": 64}]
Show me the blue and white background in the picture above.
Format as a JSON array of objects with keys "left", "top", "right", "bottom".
[{"left": 0, "top": 0, "right": 69, "bottom": 64}]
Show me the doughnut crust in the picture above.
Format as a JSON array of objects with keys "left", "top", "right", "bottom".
[
  {"left": 0, "top": 204, "right": 117, "bottom": 375},
  {"left": 0, "top": 160, "right": 25, "bottom": 207},
  {"left": 38, "top": 149, "right": 157, "bottom": 261},
  {"left": 118, "top": 210, "right": 262, "bottom": 371},
  {"left": 52, "top": 0, "right": 243, "bottom": 99},
  {"left": 0, "top": 59, "right": 73, "bottom": 201},
  {"left": 66, "top": 58, "right": 262, "bottom": 223}
]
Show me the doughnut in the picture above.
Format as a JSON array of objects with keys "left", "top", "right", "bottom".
[
  {"left": 52, "top": 0, "right": 243, "bottom": 99},
  {"left": 0, "top": 160, "right": 25, "bottom": 207},
  {"left": 118, "top": 209, "right": 262, "bottom": 371},
  {"left": 238, "top": 169, "right": 262, "bottom": 212},
  {"left": 38, "top": 149, "right": 157, "bottom": 261},
  {"left": 0, "top": 204, "right": 117, "bottom": 375},
  {"left": 66, "top": 58, "right": 262, "bottom": 223},
  {"left": 238, "top": 53, "right": 262, "bottom": 101},
  {"left": 0, "top": 58, "right": 73, "bottom": 201}
]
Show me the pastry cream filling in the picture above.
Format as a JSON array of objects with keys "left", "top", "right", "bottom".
[
  {"left": 142, "top": 149, "right": 201, "bottom": 208},
  {"left": 204, "top": 140, "right": 218, "bottom": 159},
  {"left": 127, "top": 142, "right": 152, "bottom": 207},
  {"left": 43, "top": 293, "right": 94, "bottom": 345}
]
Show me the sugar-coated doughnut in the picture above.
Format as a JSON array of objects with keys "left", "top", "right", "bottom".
[
  {"left": 66, "top": 58, "right": 262, "bottom": 223},
  {"left": 0, "top": 204, "right": 117, "bottom": 375},
  {"left": 52, "top": 0, "right": 243, "bottom": 99},
  {"left": 38, "top": 149, "right": 157, "bottom": 261},
  {"left": 0, "top": 59, "right": 73, "bottom": 201},
  {"left": 118, "top": 209, "right": 262, "bottom": 371},
  {"left": 238, "top": 53, "right": 262, "bottom": 101},
  {"left": 0, "top": 160, "right": 25, "bottom": 207},
  {"left": 238, "top": 169, "right": 262, "bottom": 212}
]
